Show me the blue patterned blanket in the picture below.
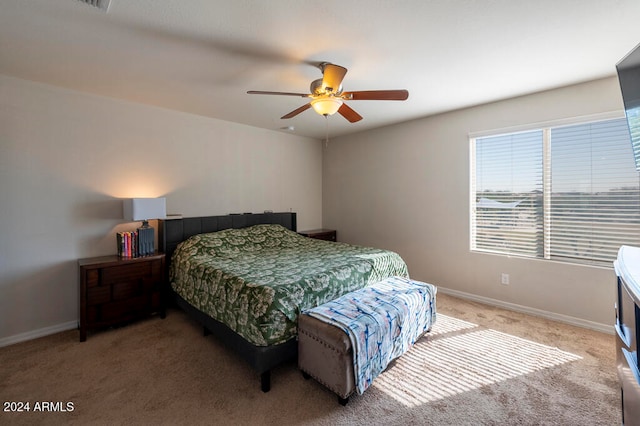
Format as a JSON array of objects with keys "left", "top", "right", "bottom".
[{"left": 304, "top": 276, "right": 437, "bottom": 394}]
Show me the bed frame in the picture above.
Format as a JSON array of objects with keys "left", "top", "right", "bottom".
[{"left": 158, "top": 212, "right": 298, "bottom": 393}]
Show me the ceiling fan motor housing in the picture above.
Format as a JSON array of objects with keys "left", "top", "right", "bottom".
[{"left": 310, "top": 79, "right": 342, "bottom": 96}]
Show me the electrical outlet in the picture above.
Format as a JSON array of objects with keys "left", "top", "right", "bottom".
[{"left": 501, "top": 273, "right": 510, "bottom": 285}]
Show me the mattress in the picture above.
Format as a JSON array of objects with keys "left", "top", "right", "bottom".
[{"left": 169, "top": 224, "right": 409, "bottom": 346}]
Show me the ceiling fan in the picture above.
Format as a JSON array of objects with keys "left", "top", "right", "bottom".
[{"left": 247, "top": 62, "right": 409, "bottom": 123}]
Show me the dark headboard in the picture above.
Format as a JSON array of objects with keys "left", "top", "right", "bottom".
[{"left": 158, "top": 212, "right": 297, "bottom": 264}]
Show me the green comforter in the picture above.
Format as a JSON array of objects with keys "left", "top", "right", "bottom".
[{"left": 169, "top": 224, "right": 409, "bottom": 346}]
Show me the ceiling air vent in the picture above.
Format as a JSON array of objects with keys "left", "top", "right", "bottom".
[{"left": 76, "top": 0, "right": 111, "bottom": 12}]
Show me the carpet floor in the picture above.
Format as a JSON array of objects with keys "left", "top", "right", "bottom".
[{"left": 0, "top": 293, "right": 620, "bottom": 425}]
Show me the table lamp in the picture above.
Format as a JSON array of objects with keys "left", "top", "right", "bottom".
[{"left": 123, "top": 197, "right": 166, "bottom": 256}]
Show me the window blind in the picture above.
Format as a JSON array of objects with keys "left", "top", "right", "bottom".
[
  {"left": 472, "top": 130, "right": 544, "bottom": 257},
  {"left": 549, "top": 119, "right": 640, "bottom": 264},
  {"left": 471, "top": 117, "right": 640, "bottom": 266}
]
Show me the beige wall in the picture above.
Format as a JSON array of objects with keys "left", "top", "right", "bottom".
[
  {"left": 0, "top": 73, "right": 627, "bottom": 344},
  {"left": 323, "top": 77, "right": 626, "bottom": 331},
  {"left": 0, "top": 75, "right": 322, "bottom": 344}
]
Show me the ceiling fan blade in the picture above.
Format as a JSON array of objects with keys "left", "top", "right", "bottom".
[
  {"left": 342, "top": 90, "right": 409, "bottom": 101},
  {"left": 247, "top": 90, "right": 310, "bottom": 97},
  {"left": 281, "top": 103, "right": 312, "bottom": 119},
  {"left": 338, "top": 103, "right": 363, "bottom": 123},
  {"left": 322, "top": 64, "right": 348, "bottom": 92}
]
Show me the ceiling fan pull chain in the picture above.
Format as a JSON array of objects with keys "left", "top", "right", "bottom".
[{"left": 325, "top": 115, "right": 330, "bottom": 148}]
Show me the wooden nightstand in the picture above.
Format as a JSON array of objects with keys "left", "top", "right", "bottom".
[
  {"left": 78, "top": 253, "right": 166, "bottom": 342},
  {"left": 299, "top": 229, "right": 337, "bottom": 242}
]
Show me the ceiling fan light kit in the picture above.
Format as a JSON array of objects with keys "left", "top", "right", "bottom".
[
  {"left": 247, "top": 62, "right": 409, "bottom": 123},
  {"left": 310, "top": 97, "right": 343, "bottom": 116}
]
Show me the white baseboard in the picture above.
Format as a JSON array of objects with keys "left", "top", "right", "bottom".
[
  {"left": 0, "top": 289, "right": 614, "bottom": 348},
  {"left": 0, "top": 321, "right": 78, "bottom": 348},
  {"left": 437, "top": 287, "right": 614, "bottom": 335}
]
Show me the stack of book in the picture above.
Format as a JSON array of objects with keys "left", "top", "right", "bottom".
[
  {"left": 117, "top": 231, "right": 138, "bottom": 258},
  {"left": 117, "top": 229, "right": 155, "bottom": 257}
]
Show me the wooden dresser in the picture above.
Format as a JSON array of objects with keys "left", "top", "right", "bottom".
[
  {"left": 298, "top": 229, "right": 337, "bottom": 242},
  {"left": 614, "top": 245, "right": 640, "bottom": 425},
  {"left": 78, "top": 253, "right": 166, "bottom": 341}
]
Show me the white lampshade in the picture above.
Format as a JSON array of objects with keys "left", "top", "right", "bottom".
[
  {"left": 311, "top": 97, "right": 343, "bottom": 116},
  {"left": 123, "top": 198, "right": 166, "bottom": 222}
]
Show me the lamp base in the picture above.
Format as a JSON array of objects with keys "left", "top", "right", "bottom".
[{"left": 137, "top": 225, "right": 155, "bottom": 256}]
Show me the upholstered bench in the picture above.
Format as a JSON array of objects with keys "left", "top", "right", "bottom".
[{"left": 298, "top": 276, "right": 437, "bottom": 405}]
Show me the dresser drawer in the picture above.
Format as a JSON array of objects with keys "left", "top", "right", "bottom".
[
  {"left": 101, "top": 261, "right": 153, "bottom": 284},
  {"left": 101, "top": 296, "right": 149, "bottom": 322}
]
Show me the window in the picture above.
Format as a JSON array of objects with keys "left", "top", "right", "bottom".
[{"left": 471, "top": 117, "right": 640, "bottom": 266}]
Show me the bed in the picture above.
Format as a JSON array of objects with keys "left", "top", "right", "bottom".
[{"left": 159, "top": 212, "right": 409, "bottom": 392}]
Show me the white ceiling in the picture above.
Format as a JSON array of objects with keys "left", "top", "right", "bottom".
[{"left": 2, "top": 0, "right": 640, "bottom": 140}]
